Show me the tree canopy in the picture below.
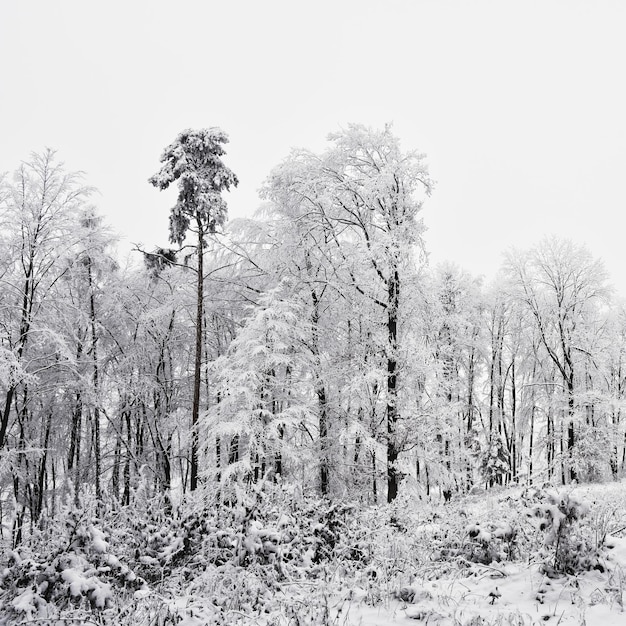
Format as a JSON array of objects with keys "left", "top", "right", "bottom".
[{"left": 1, "top": 129, "right": 625, "bottom": 624}]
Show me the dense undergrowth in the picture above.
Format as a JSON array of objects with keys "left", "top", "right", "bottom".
[{"left": 1, "top": 480, "right": 625, "bottom": 625}]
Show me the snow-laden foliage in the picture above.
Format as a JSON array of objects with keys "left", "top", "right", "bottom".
[
  {"left": 0, "top": 482, "right": 626, "bottom": 626},
  {"left": 525, "top": 487, "right": 606, "bottom": 577},
  {"left": 0, "top": 507, "right": 147, "bottom": 624},
  {"left": 6, "top": 134, "right": 626, "bottom": 625},
  {"left": 1, "top": 480, "right": 626, "bottom": 624},
  {"left": 206, "top": 282, "right": 318, "bottom": 488},
  {"left": 478, "top": 434, "right": 511, "bottom": 485},
  {"left": 148, "top": 128, "right": 238, "bottom": 245}
]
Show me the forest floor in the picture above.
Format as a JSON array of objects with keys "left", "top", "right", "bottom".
[
  {"left": 326, "top": 481, "right": 626, "bottom": 626},
  {"left": 2, "top": 479, "right": 626, "bottom": 625},
  {"left": 334, "top": 545, "right": 626, "bottom": 626}
]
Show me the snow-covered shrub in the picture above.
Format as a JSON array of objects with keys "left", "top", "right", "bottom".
[
  {"left": 54, "top": 483, "right": 370, "bottom": 622},
  {"left": 423, "top": 518, "right": 517, "bottom": 568},
  {"left": 413, "top": 492, "right": 520, "bottom": 572},
  {"left": 114, "top": 503, "right": 189, "bottom": 583},
  {"left": 464, "top": 521, "right": 517, "bottom": 564},
  {"left": 588, "top": 499, "right": 626, "bottom": 550},
  {"left": 0, "top": 512, "right": 146, "bottom": 624},
  {"left": 526, "top": 488, "right": 606, "bottom": 577},
  {"left": 15, "top": 478, "right": 622, "bottom": 624}
]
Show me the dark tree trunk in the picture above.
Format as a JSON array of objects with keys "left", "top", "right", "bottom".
[
  {"left": 152, "top": 310, "right": 175, "bottom": 496},
  {"left": 1, "top": 269, "right": 35, "bottom": 449},
  {"left": 529, "top": 405, "right": 535, "bottom": 484},
  {"left": 387, "top": 267, "right": 400, "bottom": 503},
  {"left": 216, "top": 436, "right": 222, "bottom": 482},
  {"left": 275, "top": 425, "right": 284, "bottom": 479},
  {"left": 372, "top": 450, "right": 377, "bottom": 504},
  {"left": 35, "top": 410, "right": 53, "bottom": 520},
  {"left": 122, "top": 409, "right": 132, "bottom": 506},
  {"left": 310, "top": 288, "right": 329, "bottom": 495},
  {"left": 547, "top": 414, "right": 552, "bottom": 479},
  {"left": 190, "top": 227, "right": 204, "bottom": 491},
  {"left": 567, "top": 381, "right": 577, "bottom": 482},
  {"left": 112, "top": 425, "right": 121, "bottom": 501},
  {"left": 87, "top": 259, "right": 102, "bottom": 505},
  {"left": 611, "top": 405, "right": 620, "bottom": 478},
  {"left": 228, "top": 435, "right": 239, "bottom": 464},
  {"left": 318, "top": 384, "right": 329, "bottom": 494},
  {"left": 68, "top": 338, "right": 84, "bottom": 506}
]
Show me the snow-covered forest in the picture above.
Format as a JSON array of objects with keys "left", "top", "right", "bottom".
[{"left": 2, "top": 125, "right": 626, "bottom": 625}]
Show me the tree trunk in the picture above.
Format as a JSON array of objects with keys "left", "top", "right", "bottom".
[
  {"left": 152, "top": 310, "right": 175, "bottom": 495},
  {"left": 190, "top": 227, "right": 204, "bottom": 491},
  {"left": 111, "top": 425, "right": 121, "bottom": 501},
  {"left": 611, "top": 406, "right": 620, "bottom": 479},
  {"left": 122, "top": 409, "right": 131, "bottom": 506},
  {"left": 68, "top": 338, "right": 84, "bottom": 506},
  {"left": 387, "top": 267, "right": 400, "bottom": 503},
  {"left": 0, "top": 269, "right": 35, "bottom": 449},
  {"left": 371, "top": 450, "right": 377, "bottom": 504},
  {"left": 35, "top": 410, "right": 53, "bottom": 520},
  {"left": 546, "top": 412, "right": 551, "bottom": 478},
  {"left": 510, "top": 359, "right": 517, "bottom": 483},
  {"left": 87, "top": 259, "right": 102, "bottom": 505},
  {"left": 310, "top": 289, "right": 329, "bottom": 496},
  {"left": 567, "top": 380, "right": 577, "bottom": 482},
  {"left": 528, "top": 405, "right": 535, "bottom": 484}
]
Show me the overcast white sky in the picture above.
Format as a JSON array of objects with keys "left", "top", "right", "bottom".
[{"left": 2, "top": 1, "right": 626, "bottom": 292}]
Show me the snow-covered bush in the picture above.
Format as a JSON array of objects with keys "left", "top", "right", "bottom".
[
  {"left": 464, "top": 521, "right": 517, "bottom": 564},
  {"left": 3, "top": 478, "right": 621, "bottom": 625},
  {"left": 526, "top": 488, "right": 606, "bottom": 576},
  {"left": 410, "top": 492, "right": 521, "bottom": 572},
  {"left": 0, "top": 511, "right": 147, "bottom": 624}
]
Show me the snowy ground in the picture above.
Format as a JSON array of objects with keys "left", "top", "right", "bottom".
[
  {"left": 328, "top": 482, "right": 626, "bottom": 626},
  {"left": 334, "top": 556, "right": 625, "bottom": 625},
  {"left": 3, "top": 480, "right": 626, "bottom": 625}
]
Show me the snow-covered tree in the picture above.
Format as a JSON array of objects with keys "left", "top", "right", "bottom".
[
  {"left": 504, "top": 237, "right": 611, "bottom": 483},
  {"left": 318, "top": 125, "right": 433, "bottom": 502},
  {"left": 149, "top": 128, "right": 238, "bottom": 491}
]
